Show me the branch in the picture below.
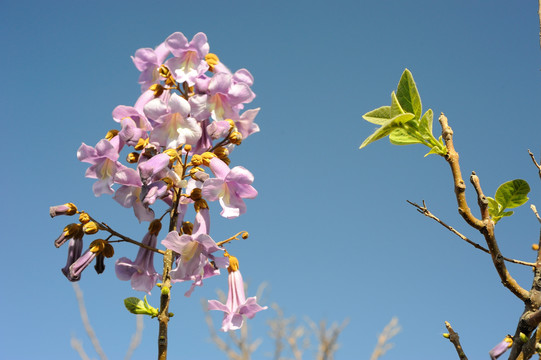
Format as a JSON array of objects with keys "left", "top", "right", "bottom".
[
  {"left": 528, "top": 149, "right": 541, "bottom": 180},
  {"left": 438, "top": 114, "right": 529, "bottom": 301},
  {"left": 444, "top": 321, "right": 468, "bottom": 360},
  {"left": 72, "top": 283, "right": 108, "bottom": 360},
  {"left": 407, "top": 200, "right": 535, "bottom": 267},
  {"left": 124, "top": 315, "right": 144, "bottom": 360},
  {"left": 369, "top": 317, "right": 401, "bottom": 360},
  {"left": 70, "top": 336, "right": 91, "bottom": 360}
]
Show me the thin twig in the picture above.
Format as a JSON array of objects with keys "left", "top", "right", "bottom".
[
  {"left": 444, "top": 321, "right": 468, "bottom": 360},
  {"left": 528, "top": 150, "right": 541, "bottom": 180},
  {"left": 124, "top": 315, "right": 144, "bottom": 360},
  {"left": 532, "top": 205, "right": 541, "bottom": 224},
  {"left": 407, "top": 200, "right": 535, "bottom": 267},
  {"left": 369, "top": 318, "right": 401, "bottom": 360},
  {"left": 72, "top": 283, "right": 108, "bottom": 360},
  {"left": 70, "top": 336, "right": 91, "bottom": 360}
]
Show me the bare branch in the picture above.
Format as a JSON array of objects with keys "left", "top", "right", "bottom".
[
  {"left": 528, "top": 150, "right": 541, "bottom": 180},
  {"left": 369, "top": 317, "right": 401, "bottom": 360},
  {"left": 70, "top": 336, "right": 91, "bottom": 360},
  {"left": 407, "top": 200, "right": 535, "bottom": 267},
  {"left": 124, "top": 315, "right": 144, "bottom": 360},
  {"left": 438, "top": 114, "right": 529, "bottom": 301},
  {"left": 444, "top": 321, "right": 468, "bottom": 360},
  {"left": 72, "top": 283, "right": 108, "bottom": 360}
]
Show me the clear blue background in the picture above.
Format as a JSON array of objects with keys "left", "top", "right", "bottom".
[{"left": 1, "top": 0, "right": 540, "bottom": 359}]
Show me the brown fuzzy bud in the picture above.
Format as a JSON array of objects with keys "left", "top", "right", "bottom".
[
  {"left": 184, "top": 144, "right": 192, "bottom": 152},
  {"left": 158, "top": 65, "right": 171, "bottom": 78},
  {"left": 241, "top": 232, "right": 249, "bottom": 239},
  {"left": 78, "top": 212, "right": 90, "bottom": 224},
  {"left": 181, "top": 221, "right": 193, "bottom": 235},
  {"left": 190, "top": 154, "right": 203, "bottom": 166},
  {"left": 105, "top": 129, "right": 119, "bottom": 140},
  {"left": 126, "top": 152, "right": 140, "bottom": 163},
  {"left": 227, "top": 254, "right": 239, "bottom": 273},
  {"left": 149, "top": 83, "right": 164, "bottom": 97},
  {"left": 189, "top": 188, "right": 203, "bottom": 201},
  {"left": 213, "top": 146, "right": 229, "bottom": 159},
  {"left": 148, "top": 219, "right": 162, "bottom": 235},
  {"left": 205, "top": 53, "right": 219, "bottom": 71},
  {"left": 89, "top": 239, "right": 114, "bottom": 258},
  {"left": 533, "top": 244, "right": 539, "bottom": 251},
  {"left": 134, "top": 138, "right": 149, "bottom": 151},
  {"left": 229, "top": 131, "right": 243, "bottom": 145},
  {"left": 201, "top": 152, "right": 216, "bottom": 166},
  {"left": 83, "top": 221, "right": 100, "bottom": 235},
  {"left": 194, "top": 199, "right": 209, "bottom": 212}
]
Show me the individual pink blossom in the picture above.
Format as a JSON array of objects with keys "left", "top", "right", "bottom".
[
  {"left": 113, "top": 185, "right": 155, "bottom": 223},
  {"left": 489, "top": 336, "right": 513, "bottom": 359},
  {"left": 77, "top": 138, "right": 141, "bottom": 196},
  {"left": 132, "top": 42, "right": 170, "bottom": 92},
  {"left": 189, "top": 72, "right": 254, "bottom": 121},
  {"left": 202, "top": 157, "right": 257, "bottom": 218},
  {"left": 164, "top": 32, "right": 209, "bottom": 86},
  {"left": 115, "top": 220, "right": 161, "bottom": 294},
  {"left": 144, "top": 93, "right": 202, "bottom": 149},
  {"left": 208, "top": 254, "right": 266, "bottom": 331}
]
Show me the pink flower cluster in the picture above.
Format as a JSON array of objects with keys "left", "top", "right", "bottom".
[{"left": 52, "top": 32, "right": 266, "bottom": 331}]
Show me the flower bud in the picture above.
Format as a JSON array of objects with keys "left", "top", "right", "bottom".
[
  {"left": 226, "top": 119, "right": 236, "bottom": 130},
  {"left": 520, "top": 332, "right": 529, "bottom": 343},
  {"left": 241, "top": 232, "right": 249, "bottom": 240},
  {"left": 158, "top": 65, "right": 171, "bottom": 78},
  {"left": 127, "top": 152, "right": 140, "bottom": 163},
  {"left": 201, "top": 152, "right": 216, "bottom": 166},
  {"left": 89, "top": 239, "right": 114, "bottom": 258},
  {"left": 55, "top": 223, "right": 83, "bottom": 248},
  {"left": 442, "top": 333, "right": 450, "bottom": 339},
  {"left": 149, "top": 83, "right": 164, "bottom": 97},
  {"left": 184, "top": 144, "right": 192, "bottom": 152},
  {"left": 533, "top": 244, "right": 539, "bottom": 251},
  {"left": 148, "top": 219, "right": 162, "bottom": 235},
  {"left": 189, "top": 188, "right": 203, "bottom": 201},
  {"left": 135, "top": 138, "right": 149, "bottom": 151},
  {"left": 229, "top": 131, "right": 243, "bottom": 145},
  {"left": 227, "top": 254, "right": 239, "bottom": 273},
  {"left": 161, "top": 286, "right": 170, "bottom": 296},
  {"left": 205, "top": 53, "right": 219, "bottom": 71},
  {"left": 190, "top": 154, "right": 203, "bottom": 166},
  {"left": 105, "top": 129, "right": 119, "bottom": 140},
  {"left": 78, "top": 212, "right": 90, "bottom": 224},
  {"left": 49, "top": 203, "right": 78, "bottom": 218},
  {"left": 83, "top": 221, "right": 100, "bottom": 235},
  {"left": 181, "top": 221, "right": 193, "bottom": 235},
  {"left": 213, "top": 146, "right": 229, "bottom": 159},
  {"left": 164, "top": 148, "right": 178, "bottom": 163},
  {"left": 194, "top": 199, "right": 209, "bottom": 212}
]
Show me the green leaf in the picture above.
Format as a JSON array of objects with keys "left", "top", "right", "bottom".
[
  {"left": 487, "top": 197, "right": 500, "bottom": 217},
  {"left": 418, "top": 109, "right": 433, "bottom": 138},
  {"left": 390, "top": 91, "right": 406, "bottom": 117},
  {"left": 359, "top": 113, "right": 415, "bottom": 149},
  {"left": 124, "top": 296, "right": 159, "bottom": 317},
  {"left": 363, "top": 106, "right": 391, "bottom": 125},
  {"left": 389, "top": 127, "right": 422, "bottom": 145},
  {"left": 495, "top": 179, "right": 530, "bottom": 209},
  {"left": 396, "top": 69, "right": 422, "bottom": 120}
]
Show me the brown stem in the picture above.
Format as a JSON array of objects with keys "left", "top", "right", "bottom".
[
  {"left": 406, "top": 200, "right": 535, "bottom": 267},
  {"left": 438, "top": 114, "right": 529, "bottom": 301},
  {"left": 444, "top": 321, "right": 468, "bottom": 360}
]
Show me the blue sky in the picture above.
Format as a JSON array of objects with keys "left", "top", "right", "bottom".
[{"left": 1, "top": 0, "right": 540, "bottom": 359}]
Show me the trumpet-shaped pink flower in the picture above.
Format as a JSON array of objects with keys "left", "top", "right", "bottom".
[
  {"left": 115, "top": 220, "right": 161, "bottom": 294},
  {"left": 189, "top": 73, "right": 254, "bottom": 121},
  {"left": 208, "top": 256, "right": 266, "bottom": 332},
  {"left": 489, "top": 336, "right": 513, "bottom": 359},
  {"left": 164, "top": 32, "right": 209, "bottom": 86},
  {"left": 132, "top": 42, "right": 170, "bottom": 92},
  {"left": 113, "top": 185, "right": 155, "bottom": 223},
  {"left": 202, "top": 157, "right": 257, "bottom": 218},
  {"left": 144, "top": 93, "right": 202, "bottom": 149},
  {"left": 77, "top": 138, "right": 141, "bottom": 196}
]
